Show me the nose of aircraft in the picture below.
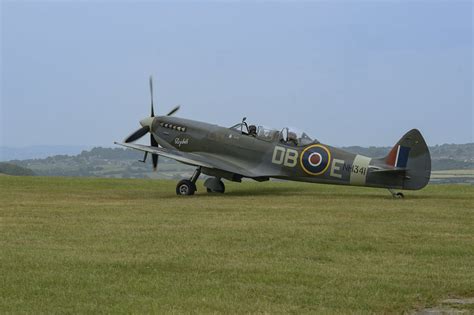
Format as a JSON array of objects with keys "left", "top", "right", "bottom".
[{"left": 140, "top": 116, "right": 154, "bottom": 128}]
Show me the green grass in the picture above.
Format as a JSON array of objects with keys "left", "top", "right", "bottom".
[{"left": 1, "top": 176, "right": 473, "bottom": 313}]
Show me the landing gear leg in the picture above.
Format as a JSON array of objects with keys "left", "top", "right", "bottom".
[
  {"left": 388, "top": 189, "right": 404, "bottom": 199},
  {"left": 176, "top": 167, "right": 201, "bottom": 196},
  {"left": 190, "top": 167, "right": 201, "bottom": 184}
]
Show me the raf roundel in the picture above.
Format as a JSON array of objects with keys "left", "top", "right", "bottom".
[{"left": 300, "top": 144, "right": 331, "bottom": 175}]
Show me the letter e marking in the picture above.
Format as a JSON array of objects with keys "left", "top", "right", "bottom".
[{"left": 330, "top": 159, "right": 344, "bottom": 178}]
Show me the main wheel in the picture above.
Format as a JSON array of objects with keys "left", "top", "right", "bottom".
[
  {"left": 395, "top": 192, "right": 404, "bottom": 199},
  {"left": 176, "top": 180, "right": 196, "bottom": 196},
  {"left": 206, "top": 180, "right": 225, "bottom": 193}
]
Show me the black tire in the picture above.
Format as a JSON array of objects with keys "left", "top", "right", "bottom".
[
  {"left": 176, "top": 180, "right": 196, "bottom": 196},
  {"left": 217, "top": 180, "right": 225, "bottom": 193},
  {"left": 206, "top": 180, "right": 225, "bottom": 194},
  {"left": 395, "top": 192, "right": 404, "bottom": 199}
]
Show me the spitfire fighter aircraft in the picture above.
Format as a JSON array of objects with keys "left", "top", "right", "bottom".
[{"left": 116, "top": 77, "right": 431, "bottom": 198}]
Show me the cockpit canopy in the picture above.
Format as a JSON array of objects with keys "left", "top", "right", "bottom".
[{"left": 230, "top": 122, "right": 317, "bottom": 146}]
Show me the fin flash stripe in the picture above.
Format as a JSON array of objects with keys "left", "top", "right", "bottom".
[
  {"left": 386, "top": 145, "right": 410, "bottom": 168},
  {"left": 395, "top": 145, "right": 410, "bottom": 168}
]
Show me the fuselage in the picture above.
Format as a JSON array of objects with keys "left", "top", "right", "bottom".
[{"left": 147, "top": 116, "right": 427, "bottom": 190}]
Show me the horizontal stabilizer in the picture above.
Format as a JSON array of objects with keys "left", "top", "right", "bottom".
[{"left": 370, "top": 166, "right": 406, "bottom": 174}]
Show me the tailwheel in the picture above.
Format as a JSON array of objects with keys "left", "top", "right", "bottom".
[
  {"left": 395, "top": 192, "right": 404, "bottom": 199},
  {"left": 388, "top": 189, "right": 404, "bottom": 199},
  {"left": 176, "top": 180, "right": 196, "bottom": 196}
]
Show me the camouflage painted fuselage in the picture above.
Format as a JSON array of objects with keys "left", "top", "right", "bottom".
[{"left": 151, "top": 116, "right": 431, "bottom": 190}]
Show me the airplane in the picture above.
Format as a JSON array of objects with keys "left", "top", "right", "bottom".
[{"left": 115, "top": 77, "right": 431, "bottom": 198}]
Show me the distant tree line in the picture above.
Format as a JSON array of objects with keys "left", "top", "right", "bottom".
[
  {"left": 342, "top": 143, "right": 474, "bottom": 161},
  {"left": 0, "top": 162, "right": 36, "bottom": 176},
  {"left": 4, "top": 144, "right": 473, "bottom": 178}
]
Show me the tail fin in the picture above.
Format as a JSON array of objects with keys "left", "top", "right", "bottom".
[{"left": 384, "top": 129, "right": 431, "bottom": 190}]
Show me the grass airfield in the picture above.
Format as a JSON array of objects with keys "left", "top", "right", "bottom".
[{"left": 1, "top": 176, "right": 473, "bottom": 313}]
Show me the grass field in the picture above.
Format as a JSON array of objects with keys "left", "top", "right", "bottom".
[{"left": 1, "top": 176, "right": 473, "bottom": 313}]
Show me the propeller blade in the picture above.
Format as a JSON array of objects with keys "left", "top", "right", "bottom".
[
  {"left": 151, "top": 134, "right": 159, "bottom": 171},
  {"left": 152, "top": 153, "right": 158, "bottom": 171},
  {"left": 166, "top": 105, "right": 180, "bottom": 116},
  {"left": 124, "top": 126, "right": 149, "bottom": 143},
  {"left": 149, "top": 76, "right": 155, "bottom": 117},
  {"left": 150, "top": 133, "right": 158, "bottom": 147}
]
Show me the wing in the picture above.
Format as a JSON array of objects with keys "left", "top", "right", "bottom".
[{"left": 114, "top": 142, "right": 261, "bottom": 178}]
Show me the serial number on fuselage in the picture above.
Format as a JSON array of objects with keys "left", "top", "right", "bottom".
[{"left": 342, "top": 163, "right": 368, "bottom": 176}]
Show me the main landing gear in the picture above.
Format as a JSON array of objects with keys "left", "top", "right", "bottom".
[
  {"left": 388, "top": 189, "right": 404, "bottom": 199},
  {"left": 204, "top": 177, "right": 225, "bottom": 194},
  {"left": 176, "top": 167, "right": 201, "bottom": 196},
  {"left": 175, "top": 167, "right": 226, "bottom": 196}
]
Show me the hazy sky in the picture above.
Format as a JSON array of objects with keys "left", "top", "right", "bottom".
[{"left": 1, "top": 1, "right": 472, "bottom": 147}]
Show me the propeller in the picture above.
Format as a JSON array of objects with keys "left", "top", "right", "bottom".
[
  {"left": 148, "top": 76, "right": 158, "bottom": 171},
  {"left": 124, "top": 125, "right": 149, "bottom": 143},
  {"left": 151, "top": 134, "right": 159, "bottom": 171},
  {"left": 150, "top": 76, "right": 155, "bottom": 117},
  {"left": 123, "top": 76, "right": 181, "bottom": 171},
  {"left": 166, "top": 105, "right": 180, "bottom": 116}
]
